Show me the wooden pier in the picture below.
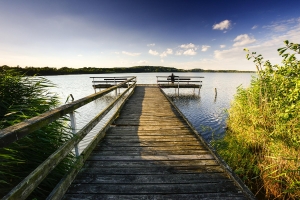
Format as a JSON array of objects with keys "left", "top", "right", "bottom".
[
  {"left": 64, "top": 86, "right": 254, "bottom": 199},
  {"left": 0, "top": 79, "right": 255, "bottom": 199}
]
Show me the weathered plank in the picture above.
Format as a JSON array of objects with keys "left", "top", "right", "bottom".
[
  {"left": 66, "top": 181, "right": 239, "bottom": 194},
  {"left": 83, "top": 160, "right": 220, "bottom": 167},
  {"left": 64, "top": 193, "right": 247, "bottom": 200},
  {"left": 91, "top": 149, "right": 210, "bottom": 155},
  {"left": 93, "top": 145, "right": 207, "bottom": 151},
  {"left": 77, "top": 166, "right": 225, "bottom": 174},
  {"left": 71, "top": 173, "right": 229, "bottom": 184},
  {"left": 63, "top": 86, "right": 254, "bottom": 199}
]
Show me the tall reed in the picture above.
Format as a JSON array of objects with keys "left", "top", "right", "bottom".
[
  {"left": 212, "top": 41, "right": 300, "bottom": 199},
  {"left": 0, "top": 67, "right": 74, "bottom": 198}
]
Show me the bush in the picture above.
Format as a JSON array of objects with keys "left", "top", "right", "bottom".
[
  {"left": 212, "top": 41, "right": 300, "bottom": 199},
  {"left": 0, "top": 68, "right": 74, "bottom": 198}
]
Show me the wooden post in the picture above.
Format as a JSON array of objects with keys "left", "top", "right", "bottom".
[
  {"left": 177, "top": 77, "right": 180, "bottom": 96},
  {"left": 114, "top": 77, "right": 117, "bottom": 96},
  {"left": 214, "top": 88, "right": 217, "bottom": 102},
  {"left": 93, "top": 78, "right": 96, "bottom": 93},
  {"left": 69, "top": 94, "right": 80, "bottom": 157}
]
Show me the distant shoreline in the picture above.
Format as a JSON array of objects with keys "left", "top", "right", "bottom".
[{"left": 1, "top": 65, "right": 255, "bottom": 76}]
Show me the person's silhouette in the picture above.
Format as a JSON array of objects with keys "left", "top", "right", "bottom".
[{"left": 169, "top": 73, "right": 175, "bottom": 84}]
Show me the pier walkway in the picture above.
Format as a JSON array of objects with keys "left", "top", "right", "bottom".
[{"left": 64, "top": 86, "right": 254, "bottom": 199}]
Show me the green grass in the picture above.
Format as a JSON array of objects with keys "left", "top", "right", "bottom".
[
  {"left": 212, "top": 41, "right": 300, "bottom": 199},
  {"left": 0, "top": 68, "right": 75, "bottom": 199}
]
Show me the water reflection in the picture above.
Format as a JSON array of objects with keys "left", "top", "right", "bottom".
[{"left": 164, "top": 86, "right": 229, "bottom": 142}]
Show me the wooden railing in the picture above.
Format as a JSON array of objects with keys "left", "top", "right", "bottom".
[
  {"left": 90, "top": 76, "right": 136, "bottom": 92},
  {"left": 0, "top": 77, "right": 136, "bottom": 200},
  {"left": 156, "top": 76, "right": 204, "bottom": 95}
]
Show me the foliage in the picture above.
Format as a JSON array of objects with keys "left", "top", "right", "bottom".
[
  {"left": 212, "top": 40, "right": 300, "bottom": 199},
  {"left": 0, "top": 65, "right": 253, "bottom": 76},
  {"left": 0, "top": 69, "right": 74, "bottom": 198}
]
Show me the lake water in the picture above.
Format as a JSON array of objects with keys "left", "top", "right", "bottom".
[{"left": 45, "top": 72, "right": 253, "bottom": 152}]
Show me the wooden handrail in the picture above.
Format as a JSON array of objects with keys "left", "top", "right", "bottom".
[
  {"left": 90, "top": 76, "right": 133, "bottom": 78},
  {"left": 47, "top": 84, "right": 136, "bottom": 200},
  {"left": 157, "top": 80, "right": 202, "bottom": 83},
  {"left": 92, "top": 80, "right": 128, "bottom": 83},
  {"left": 156, "top": 76, "right": 204, "bottom": 78},
  {"left": 0, "top": 77, "right": 136, "bottom": 148},
  {"left": 1, "top": 81, "right": 136, "bottom": 200}
]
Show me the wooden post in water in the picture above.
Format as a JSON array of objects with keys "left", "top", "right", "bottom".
[
  {"left": 215, "top": 88, "right": 217, "bottom": 97},
  {"left": 198, "top": 85, "right": 201, "bottom": 96}
]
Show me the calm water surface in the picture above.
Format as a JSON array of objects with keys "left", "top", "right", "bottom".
[{"left": 45, "top": 72, "right": 253, "bottom": 151}]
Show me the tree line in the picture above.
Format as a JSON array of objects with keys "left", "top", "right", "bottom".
[{"left": 0, "top": 65, "right": 254, "bottom": 76}]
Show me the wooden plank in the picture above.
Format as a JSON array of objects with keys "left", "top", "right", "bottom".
[
  {"left": 66, "top": 181, "right": 239, "bottom": 194},
  {"left": 72, "top": 173, "right": 229, "bottom": 184},
  {"left": 99, "top": 141, "right": 206, "bottom": 147},
  {"left": 87, "top": 154, "right": 215, "bottom": 161},
  {"left": 102, "top": 137, "right": 198, "bottom": 142},
  {"left": 106, "top": 130, "right": 194, "bottom": 136},
  {"left": 90, "top": 149, "right": 211, "bottom": 156},
  {"left": 104, "top": 135, "right": 196, "bottom": 139},
  {"left": 64, "top": 193, "right": 247, "bottom": 200},
  {"left": 93, "top": 145, "right": 207, "bottom": 151},
  {"left": 77, "top": 166, "right": 225, "bottom": 174},
  {"left": 83, "top": 160, "right": 220, "bottom": 168}
]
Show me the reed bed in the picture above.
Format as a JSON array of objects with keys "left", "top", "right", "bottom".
[
  {"left": 212, "top": 41, "right": 300, "bottom": 199},
  {"left": 0, "top": 68, "right": 74, "bottom": 199}
]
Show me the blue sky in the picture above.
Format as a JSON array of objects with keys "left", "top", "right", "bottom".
[{"left": 0, "top": 0, "right": 299, "bottom": 70}]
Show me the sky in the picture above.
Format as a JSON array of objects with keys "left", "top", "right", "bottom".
[{"left": 0, "top": 0, "right": 300, "bottom": 71}]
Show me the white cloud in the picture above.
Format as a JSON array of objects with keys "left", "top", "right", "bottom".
[
  {"left": 213, "top": 20, "right": 231, "bottom": 30},
  {"left": 252, "top": 25, "right": 258, "bottom": 30},
  {"left": 166, "top": 48, "right": 173, "bottom": 54},
  {"left": 114, "top": 52, "right": 120, "bottom": 54},
  {"left": 122, "top": 51, "right": 141, "bottom": 56},
  {"left": 210, "top": 21, "right": 300, "bottom": 70},
  {"left": 147, "top": 43, "right": 155, "bottom": 47},
  {"left": 220, "top": 45, "right": 226, "bottom": 48},
  {"left": 183, "top": 49, "right": 197, "bottom": 56},
  {"left": 263, "top": 18, "right": 300, "bottom": 32},
  {"left": 148, "top": 49, "right": 159, "bottom": 56},
  {"left": 77, "top": 54, "right": 83, "bottom": 57},
  {"left": 233, "top": 34, "right": 256, "bottom": 47},
  {"left": 269, "top": 24, "right": 287, "bottom": 32},
  {"left": 160, "top": 48, "right": 173, "bottom": 58},
  {"left": 214, "top": 48, "right": 244, "bottom": 60},
  {"left": 175, "top": 50, "right": 183, "bottom": 55},
  {"left": 137, "top": 60, "right": 147, "bottom": 64},
  {"left": 201, "top": 45, "right": 210, "bottom": 52},
  {"left": 180, "top": 43, "right": 196, "bottom": 49},
  {"left": 178, "top": 43, "right": 198, "bottom": 55}
]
